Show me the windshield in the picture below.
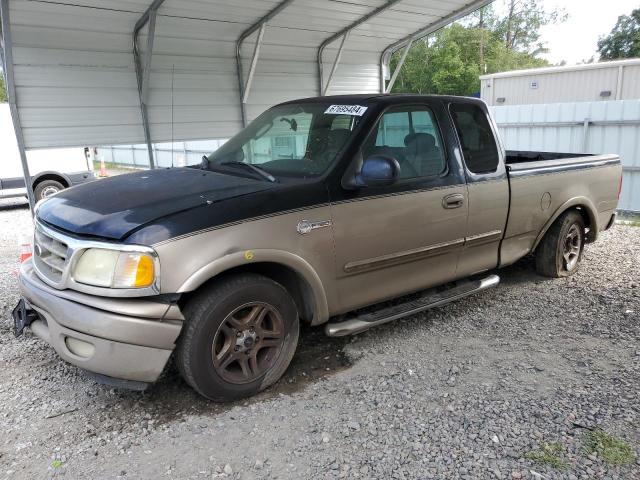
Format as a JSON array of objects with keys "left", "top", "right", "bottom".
[{"left": 206, "top": 102, "right": 366, "bottom": 178}]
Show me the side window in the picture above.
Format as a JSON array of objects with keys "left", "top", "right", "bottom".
[
  {"left": 363, "top": 106, "right": 446, "bottom": 179},
  {"left": 449, "top": 103, "right": 499, "bottom": 174}
]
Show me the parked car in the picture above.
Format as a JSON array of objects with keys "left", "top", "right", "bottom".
[
  {"left": 14, "top": 95, "right": 622, "bottom": 401},
  {"left": 0, "top": 104, "right": 95, "bottom": 202}
]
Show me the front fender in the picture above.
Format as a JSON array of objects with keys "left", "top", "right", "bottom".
[{"left": 177, "top": 249, "right": 330, "bottom": 325}]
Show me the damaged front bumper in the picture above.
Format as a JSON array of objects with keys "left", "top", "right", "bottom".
[{"left": 16, "top": 260, "right": 184, "bottom": 385}]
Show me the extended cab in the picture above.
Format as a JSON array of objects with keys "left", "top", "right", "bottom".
[{"left": 14, "top": 95, "right": 622, "bottom": 401}]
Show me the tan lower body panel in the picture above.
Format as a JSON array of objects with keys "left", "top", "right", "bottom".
[
  {"left": 156, "top": 205, "right": 337, "bottom": 324},
  {"left": 458, "top": 179, "right": 509, "bottom": 277},
  {"left": 502, "top": 165, "right": 621, "bottom": 266},
  {"left": 330, "top": 186, "right": 468, "bottom": 314}
]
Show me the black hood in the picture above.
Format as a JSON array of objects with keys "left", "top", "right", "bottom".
[{"left": 37, "top": 168, "right": 273, "bottom": 240}]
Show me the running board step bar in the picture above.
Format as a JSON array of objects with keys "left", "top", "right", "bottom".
[{"left": 325, "top": 275, "right": 500, "bottom": 337}]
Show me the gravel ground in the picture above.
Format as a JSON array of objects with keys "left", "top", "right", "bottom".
[{"left": 0, "top": 198, "right": 638, "bottom": 480}]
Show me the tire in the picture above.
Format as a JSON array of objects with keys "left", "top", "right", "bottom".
[
  {"left": 34, "top": 180, "right": 65, "bottom": 201},
  {"left": 176, "top": 273, "right": 299, "bottom": 402},
  {"left": 535, "top": 210, "right": 585, "bottom": 278}
]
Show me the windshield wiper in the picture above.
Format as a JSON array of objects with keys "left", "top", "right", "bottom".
[{"left": 220, "top": 161, "right": 277, "bottom": 183}]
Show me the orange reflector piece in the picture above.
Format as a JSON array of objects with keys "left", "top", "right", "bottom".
[
  {"left": 134, "top": 254, "right": 155, "bottom": 288},
  {"left": 113, "top": 253, "right": 155, "bottom": 288},
  {"left": 19, "top": 236, "right": 33, "bottom": 263}
]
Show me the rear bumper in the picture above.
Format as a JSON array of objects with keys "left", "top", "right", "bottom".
[
  {"left": 604, "top": 212, "right": 617, "bottom": 231},
  {"left": 18, "top": 261, "right": 183, "bottom": 383}
]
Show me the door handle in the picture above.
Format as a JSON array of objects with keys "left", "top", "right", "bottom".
[{"left": 442, "top": 193, "right": 465, "bottom": 209}]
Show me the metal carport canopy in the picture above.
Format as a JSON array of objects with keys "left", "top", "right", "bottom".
[{"left": 1, "top": 0, "right": 491, "bottom": 155}]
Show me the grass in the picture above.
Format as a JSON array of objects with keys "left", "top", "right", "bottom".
[
  {"left": 617, "top": 212, "right": 640, "bottom": 227},
  {"left": 583, "top": 429, "right": 636, "bottom": 466},
  {"left": 524, "top": 441, "right": 570, "bottom": 470},
  {"left": 619, "top": 220, "right": 640, "bottom": 227},
  {"left": 92, "top": 160, "right": 142, "bottom": 171},
  {"left": 92, "top": 159, "right": 118, "bottom": 170}
]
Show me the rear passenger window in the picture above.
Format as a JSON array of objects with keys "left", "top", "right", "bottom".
[
  {"left": 362, "top": 106, "right": 446, "bottom": 179},
  {"left": 330, "top": 115, "right": 356, "bottom": 131},
  {"left": 450, "top": 103, "right": 499, "bottom": 174}
]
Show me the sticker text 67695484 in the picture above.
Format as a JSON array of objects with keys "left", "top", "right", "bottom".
[{"left": 324, "top": 105, "right": 368, "bottom": 116}]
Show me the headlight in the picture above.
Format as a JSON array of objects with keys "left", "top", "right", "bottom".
[{"left": 73, "top": 248, "right": 157, "bottom": 289}]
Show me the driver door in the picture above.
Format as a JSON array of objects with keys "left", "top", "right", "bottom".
[{"left": 329, "top": 104, "right": 468, "bottom": 314}]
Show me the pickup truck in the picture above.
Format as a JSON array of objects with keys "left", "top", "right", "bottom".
[{"left": 14, "top": 95, "right": 622, "bottom": 402}]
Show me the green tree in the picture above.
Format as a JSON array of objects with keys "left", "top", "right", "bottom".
[
  {"left": 597, "top": 8, "right": 640, "bottom": 60},
  {"left": 496, "top": 0, "right": 566, "bottom": 54},
  {"left": 0, "top": 71, "right": 7, "bottom": 103},
  {"left": 389, "top": 0, "right": 565, "bottom": 96},
  {"left": 390, "top": 21, "right": 549, "bottom": 96}
]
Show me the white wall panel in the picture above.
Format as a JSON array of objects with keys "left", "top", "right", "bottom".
[
  {"left": 482, "top": 59, "right": 640, "bottom": 106},
  {"left": 491, "top": 100, "right": 640, "bottom": 212}
]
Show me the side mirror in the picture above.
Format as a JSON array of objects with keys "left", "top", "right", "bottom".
[{"left": 355, "top": 155, "right": 400, "bottom": 188}]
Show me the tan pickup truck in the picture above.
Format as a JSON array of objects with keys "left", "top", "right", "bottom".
[{"left": 14, "top": 95, "right": 622, "bottom": 401}]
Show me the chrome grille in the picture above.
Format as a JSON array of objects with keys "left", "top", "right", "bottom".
[
  {"left": 30, "top": 220, "right": 161, "bottom": 297},
  {"left": 33, "top": 224, "right": 70, "bottom": 286}
]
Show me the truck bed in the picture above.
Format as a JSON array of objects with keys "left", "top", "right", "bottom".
[
  {"left": 505, "top": 150, "right": 589, "bottom": 164},
  {"left": 500, "top": 151, "right": 621, "bottom": 267},
  {"left": 505, "top": 151, "right": 620, "bottom": 176}
]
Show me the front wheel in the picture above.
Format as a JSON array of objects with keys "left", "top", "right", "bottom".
[
  {"left": 535, "top": 210, "right": 585, "bottom": 278},
  {"left": 176, "top": 273, "right": 299, "bottom": 402}
]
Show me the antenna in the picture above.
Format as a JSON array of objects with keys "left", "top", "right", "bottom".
[{"left": 171, "top": 63, "right": 175, "bottom": 168}]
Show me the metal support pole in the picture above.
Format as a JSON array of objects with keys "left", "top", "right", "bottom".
[
  {"left": 1, "top": 0, "right": 36, "bottom": 214},
  {"left": 133, "top": 0, "right": 164, "bottom": 169},
  {"left": 141, "top": 9, "right": 157, "bottom": 104},
  {"left": 385, "top": 39, "right": 412, "bottom": 94},
  {"left": 616, "top": 65, "right": 624, "bottom": 101},
  {"left": 582, "top": 118, "right": 590, "bottom": 153},
  {"left": 322, "top": 32, "right": 349, "bottom": 96},
  {"left": 236, "top": 0, "right": 295, "bottom": 127},
  {"left": 0, "top": 14, "right": 4, "bottom": 56},
  {"left": 318, "top": 0, "right": 404, "bottom": 96},
  {"left": 0, "top": 23, "right": 5, "bottom": 71},
  {"left": 242, "top": 22, "right": 266, "bottom": 104},
  {"left": 379, "top": 0, "right": 493, "bottom": 93}
]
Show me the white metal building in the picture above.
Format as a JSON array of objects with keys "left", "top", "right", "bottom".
[
  {"left": 480, "top": 60, "right": 640, "bottom": 212},
  {"left": 491, "top": 100, "right": 640, "bottom": 212},
  {"left": 480, "top": 59, "right": 640, "bottom": 107}
]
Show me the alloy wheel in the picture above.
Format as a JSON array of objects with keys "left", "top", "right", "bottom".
[
  {"left": 562, "top": 224, "right": 582, "bottom": 272},
  {"left": 211, "top": 302, "right": 285, "bottom": 384}
]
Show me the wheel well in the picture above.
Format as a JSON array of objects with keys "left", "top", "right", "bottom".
[
  {"left": 535, "top": 205, "right": 594, "bottom": 252},
  {"left": 179, "top": 262, "right": 316, "bottom": 324},
  {"left": 571, "top": 206, "right": 594, "bottom": 240},
  {"left": 33, "top": 174, "right": 69, "bottom": 189}
]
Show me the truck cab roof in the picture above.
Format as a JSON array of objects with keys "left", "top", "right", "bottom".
[{"left": 279, "top": 93, "right": 489, "bottom": 108}]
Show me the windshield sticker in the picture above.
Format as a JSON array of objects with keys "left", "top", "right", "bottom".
[{"left": 325, "top": 105, "right": 368, "bottom": 116}]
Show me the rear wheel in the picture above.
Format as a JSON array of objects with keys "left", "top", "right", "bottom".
[
  {"left": 535, "top": 210, "right": 585, "bottom": 278},
  {"left": 34, "top": 180, "right": 65, "bottom": 201},
  {"left": 176, "top": 273, "right": 299, "bottom": 402}
]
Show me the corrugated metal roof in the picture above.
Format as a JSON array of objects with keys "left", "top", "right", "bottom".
[
  {"left": 480, "top": 58, "right": 640, "bottom": 80},
  {"left": 3, "top": 0, "right": 490, "bottom": 149}
]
